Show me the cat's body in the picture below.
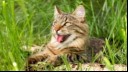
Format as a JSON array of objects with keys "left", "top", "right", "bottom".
[{"left": 26, "top": 5, "right": 104, "bottom": 71}]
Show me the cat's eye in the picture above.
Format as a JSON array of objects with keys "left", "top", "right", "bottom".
[{"left": 63, "top": 22, "right": 71, "bottom": 27}]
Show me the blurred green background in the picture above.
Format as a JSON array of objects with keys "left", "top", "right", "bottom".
[{"left": 0, "top": 0, "right": 127, "bottom": 71}]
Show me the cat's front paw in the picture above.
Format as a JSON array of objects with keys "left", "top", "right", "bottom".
[{"left": 26, "top": 58, "right": 37, "bottom": 71}]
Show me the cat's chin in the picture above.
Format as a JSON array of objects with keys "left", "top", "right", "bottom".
[{"left": 56, "top": 34, "right": 71, "bottom": 43}]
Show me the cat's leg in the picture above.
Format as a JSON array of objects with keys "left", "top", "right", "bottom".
[
  {"left": 30, "top": 55, "right": 63, "bottom": 70},
  {"left": 27, "top": 52, "right": 48, "bottom": 64},
  {"left": 44, "top": 55, "right": 63, "bottom": 67},
  {"left": 26, "top": 52, "right": 48, "bottom": 71}
]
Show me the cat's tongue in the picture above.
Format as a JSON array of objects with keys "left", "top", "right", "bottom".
[{"left": 57, "top": 35, "right": 64, "bottom": 43}]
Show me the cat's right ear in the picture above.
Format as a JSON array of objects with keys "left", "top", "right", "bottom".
[
  {"left": 72, "top": 5, "right": 85, "bottom": 22},
  {"left": 54, "top": 6, "right": 62, "bottom": 19}
]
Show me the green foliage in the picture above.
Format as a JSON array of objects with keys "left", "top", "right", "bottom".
[{"left": 0, "top": 0, "right": 127, "bottom": 71}]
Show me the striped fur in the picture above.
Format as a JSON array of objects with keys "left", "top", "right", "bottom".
[{"left": 26, "top": 5, "right": 104, "bottom": 71}]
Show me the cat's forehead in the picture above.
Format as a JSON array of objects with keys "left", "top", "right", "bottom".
[{"left": 55, "top": 14, "right": 77, "bottom": 21}]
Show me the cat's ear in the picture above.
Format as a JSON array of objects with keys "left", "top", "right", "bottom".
[
  {"left": 72, "top": 5, "right": 85, "bottom": 20},
  {"left": 54, "top": 6, "right": 62, "bottom": 19}
]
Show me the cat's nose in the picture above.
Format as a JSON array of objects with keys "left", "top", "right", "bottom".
[
  {"left": 56, "top": 30, "right": 60, "bottom": 35},
  {"left": 56, "top": 30, "right": 63, "bottom": 35}
]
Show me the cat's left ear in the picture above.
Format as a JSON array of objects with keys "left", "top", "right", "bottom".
[
  {"left": 72, "top": 5, "right": 85, "bottom": 21},
  {"left": 54, "top": 6, "right": 62, "bottom": 19}
]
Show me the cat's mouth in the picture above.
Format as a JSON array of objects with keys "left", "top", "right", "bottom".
[{"left": 56, "top": 34, "right": 71, "bottom": 43}]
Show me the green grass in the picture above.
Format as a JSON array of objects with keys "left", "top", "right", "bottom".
[{"left": 0, "top": 0, "right": 127, "bottom": 71}]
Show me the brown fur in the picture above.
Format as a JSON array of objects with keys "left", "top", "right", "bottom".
[{"left": 26, "top": 5, "right": 104, "bottom": 71}]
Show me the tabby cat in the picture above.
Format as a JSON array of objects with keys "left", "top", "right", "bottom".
[{"left": 26, "top": 5, "right": 104, "bottom": 71}]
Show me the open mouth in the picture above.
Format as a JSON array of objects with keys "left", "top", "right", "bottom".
[{"left": 56, "top": 34, "right": 70, "bottom": 43}]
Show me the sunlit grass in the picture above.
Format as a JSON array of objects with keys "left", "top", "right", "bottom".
[{"left": 0, "top": 0, "right": 127, "bottom": 71}]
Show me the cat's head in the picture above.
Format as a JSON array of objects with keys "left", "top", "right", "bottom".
[{"left": 51, "top": 5, "right": 88, "bottom": 43}]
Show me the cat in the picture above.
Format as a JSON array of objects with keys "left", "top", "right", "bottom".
[{"left": 26, "top": 5, "right": 105, "bottom": 71}]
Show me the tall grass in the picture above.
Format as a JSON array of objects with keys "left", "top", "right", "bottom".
[{"left": 0, "top": 0, "right": 127, "bottom": 71}]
